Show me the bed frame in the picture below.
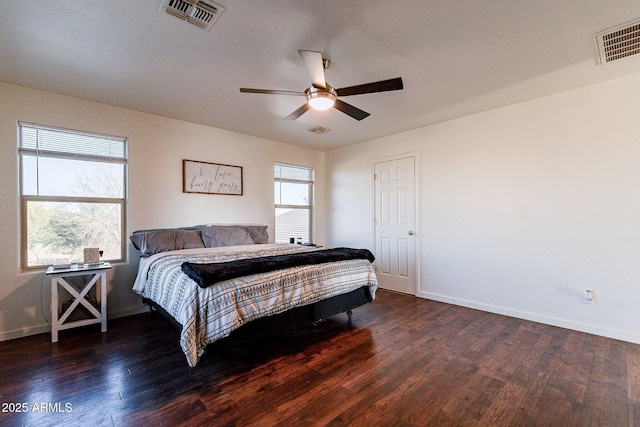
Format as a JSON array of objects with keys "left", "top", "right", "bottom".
[{"left": 143, "top": 285, "right": 373, "bottom": 344}]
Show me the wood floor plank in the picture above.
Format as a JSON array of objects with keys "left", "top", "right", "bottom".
[
  {"left": 628, "top": 344, "right": 640, "bottom": 416},
  {"left": 440, "top": 371, "right": 505, "bottom": 422},
  {"left": 478, "top": 380, "right": 528, "bottom": 426},
  {"left": 509, "top": 371, "right": 551, "bottom": 425},
  {"left": 392, "top": 359, "right": 478, "bottom": 425},
  {"left": 519, "top": 328, "right": 554, "bottom": 370},
  {"left": 579, "top": 377, "right": 629, "bottom": 427},
  {"left": 0, "top": 289, "right": 639, "bottom": 426}
]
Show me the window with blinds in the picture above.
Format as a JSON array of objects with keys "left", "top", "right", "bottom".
[
  {"left": 274, "top": 163, "right": 314, "bottom": 244},
  {"left": 19, "top": 122, "right": 127, "bottom": 269}
]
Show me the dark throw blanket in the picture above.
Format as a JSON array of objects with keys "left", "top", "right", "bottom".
[{"left": 182, "top": 247, "right": 375, "bottom": 288}]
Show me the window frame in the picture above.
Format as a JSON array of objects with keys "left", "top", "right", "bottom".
[
  {"left": 274, "top": 163, "right": 314, "bottom": 244},
  {"left": 18, "top": 122, "right": 128, "bottom": 271}
]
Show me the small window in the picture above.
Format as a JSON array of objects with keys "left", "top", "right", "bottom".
[
  {"left": 19, "top": 123, "right": 127, "bottom": 269},
  {"left": 274, "top": 163, "right": 313, "bottom": 243}
]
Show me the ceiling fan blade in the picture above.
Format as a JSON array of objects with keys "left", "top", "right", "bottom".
[
  {"left": 336, "top": 77, "right": 404, "bottom": 97},
  {"left": 284, "top": 103, "right": 311, "bottom": 120},
  {"left": 240, "top": 88, "right": 305, "bottom": 96},
  {"left": 333, "top": 99, "right": 370, "bottom": 121},
  {"left": 298, "top": 50, "right": 326, "bottom": 89}
]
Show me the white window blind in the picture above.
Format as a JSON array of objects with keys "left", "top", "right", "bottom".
[{"left": 19, "top": 123, "right": 126, "bottom": 162}]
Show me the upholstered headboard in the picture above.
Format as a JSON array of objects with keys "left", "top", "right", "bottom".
[{"left": 130, "top": 224, "right": 269, "bottom": 256}]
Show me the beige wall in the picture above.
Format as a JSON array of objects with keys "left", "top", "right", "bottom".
[
  {"left": 0, "top": 82, "right": 325, "bottom": 340},
  {"left": 326, "top": 73, "right": 640, "bottom": 344},
  {"left": 4, "top": 73, "right": 640, "bottom": 346}
]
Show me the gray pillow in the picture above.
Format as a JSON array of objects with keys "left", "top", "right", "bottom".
[
  {"left": 130, "top": 230, "right": 177, "bottom": 256},
  {"left": 131, "top": 229, "right": 204, "bottom": 256},
  {"left": 245, "top": 225, "right": 269, "bottom": 244},
  {"left": 175, "top": 229, "right": 205, "bottom": 249},
  {"left": 201, "top": 226, "right": 254, "bottom": 247}
]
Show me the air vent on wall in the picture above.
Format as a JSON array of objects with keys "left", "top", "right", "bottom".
[
  {"left": 160, "top": 0, "right": 225, "bottom": 31},
  {"left": 595, "top": 19, "right": 640, "bottom": 64}
]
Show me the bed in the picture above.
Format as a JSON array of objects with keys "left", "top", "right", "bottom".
[{"left": 130, "top": 224, "right": 378, "bottom": 367}]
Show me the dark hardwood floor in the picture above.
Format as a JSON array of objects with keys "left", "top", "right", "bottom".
[{"left": 1, "top": 289, "right": 639, "bottom": 426}]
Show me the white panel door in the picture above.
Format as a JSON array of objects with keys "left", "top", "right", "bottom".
[{"left": 374, "top": 156, "right": 416, "bottom": 295}]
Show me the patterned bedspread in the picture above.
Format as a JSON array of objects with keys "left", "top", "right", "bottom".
[{"left": 132, "top": 244, "right": 378, "bottom": 367}]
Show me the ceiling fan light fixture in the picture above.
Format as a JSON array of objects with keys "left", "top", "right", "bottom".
[
  {"left": 308, "top": 95, "right": 335, "bottom": 110},
  {"left": 306, "top": 86, "right": 337, "bottom": 111},
  {"left": 239, "top": 50, "right": 403, "bottom": 121}
]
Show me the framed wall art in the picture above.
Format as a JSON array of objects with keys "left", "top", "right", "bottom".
[{"left": 183, "top": 159, "right": 243, "bottom": 196}]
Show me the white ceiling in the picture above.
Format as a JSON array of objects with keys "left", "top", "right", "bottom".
[{"left": 1, "top": 0, "right": 639, "bottom": 151}]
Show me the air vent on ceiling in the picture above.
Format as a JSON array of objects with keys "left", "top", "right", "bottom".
[
  {"left": 595, "top": 19, "right": 640, "bottom": 64},
  {"left": 160, "top": 0, "right": 225, "bottom": 31},
  {"left": 308, "top": 126, "right": 330, "bottom": 134}
]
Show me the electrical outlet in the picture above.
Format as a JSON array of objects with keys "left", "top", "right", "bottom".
[{"left": 582, "top": 290, "right": 595, "bottom": 305}]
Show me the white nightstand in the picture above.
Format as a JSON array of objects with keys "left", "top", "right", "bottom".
[{"left": 46, "top": 262, "right": 111, "bottom": 342}]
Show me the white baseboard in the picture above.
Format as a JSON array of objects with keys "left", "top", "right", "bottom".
[
  {"left": 418, "top": 290, "right": 640, "bottom": 345},
  {"left": 110, "top": 305, "right": 150, "bottom": 319},
  {"left": 0, "top": 304, "right": 150, "bottom": 343},
  {"left": 0, "top": 324, "right": 51, "bottom": 342}
]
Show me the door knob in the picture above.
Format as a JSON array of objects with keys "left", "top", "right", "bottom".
[{"left": 408, "top": 231, "right": 414, "bottom": 235}]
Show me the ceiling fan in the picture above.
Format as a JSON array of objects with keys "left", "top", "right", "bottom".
[{"left": 240, "top": 50, "right": 403, "bottom": 121}]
